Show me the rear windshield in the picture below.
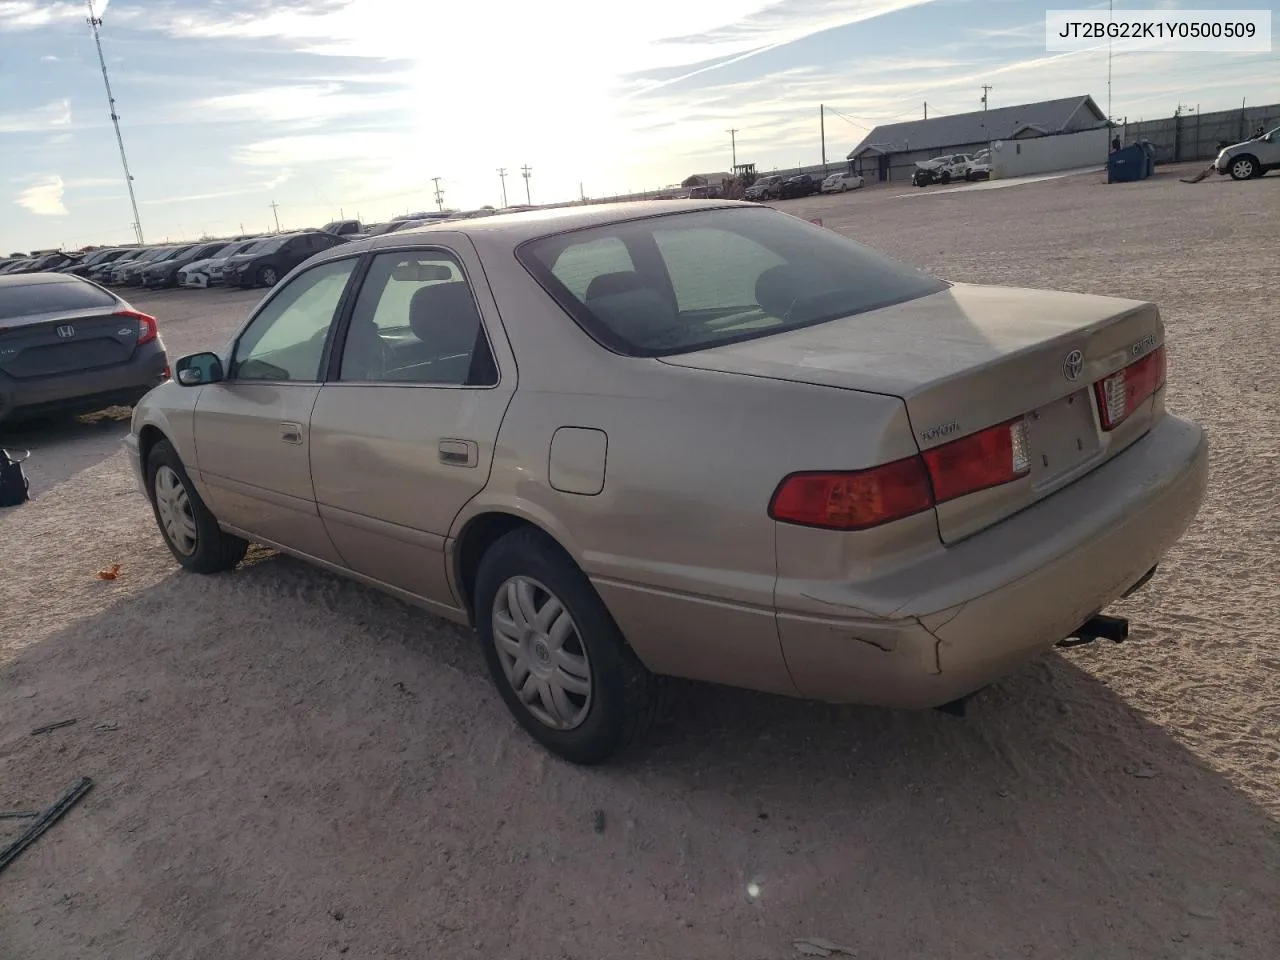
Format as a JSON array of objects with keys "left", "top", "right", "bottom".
[
  {"left": 0, "top": 279, "right": 117, "bottom": 320},
  {"left": 516, "top": 207, "right": 948, "bottom": 357}
]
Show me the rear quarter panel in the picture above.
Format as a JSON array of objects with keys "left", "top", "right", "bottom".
[{"left": 459, "top": 242, "right": 919, "bottom": 694}]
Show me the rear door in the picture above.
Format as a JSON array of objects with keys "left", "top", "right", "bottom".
[
  {"left": 191, "top": 255, "right": 359, "bottom": 561},
  {"left": 308, "top": 241, "right": 514, "bottom": 609}
]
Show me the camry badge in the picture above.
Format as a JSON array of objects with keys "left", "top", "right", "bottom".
[{"left": 1062, "top": 349, "right": 1083, "bottom": 382}]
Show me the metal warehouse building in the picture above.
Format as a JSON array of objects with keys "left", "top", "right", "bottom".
[{"left": 847, "top": 95, "right": 1108, "bottom": 183}]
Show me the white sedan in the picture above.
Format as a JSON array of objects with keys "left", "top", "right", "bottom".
[{"left": 821, "top": 172, "right": 865, "bottom": 193}]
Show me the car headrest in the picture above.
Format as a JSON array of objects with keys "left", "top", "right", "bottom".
[
  {"left": 408, "top": 281, "right": 483, "bottom": 356},
  {"left": 585, "top": 271, "right": 648, "bottom": 301},
  {"left": 754, "top": 264, "right": 812, "bottom": 319}
]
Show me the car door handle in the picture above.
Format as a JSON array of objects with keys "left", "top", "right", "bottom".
[
  {"left": 439, "top": 439, "right": 478, "bottom": 467},
  {"left": 280, "top": 421, "right": 303, "bottom": 445}
]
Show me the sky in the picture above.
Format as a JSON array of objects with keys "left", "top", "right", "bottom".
[{"left": 1, "top": 0, "right": 1277, "bottom": 251}]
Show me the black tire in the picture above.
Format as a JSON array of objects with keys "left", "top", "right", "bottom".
[
  {"left": 940, "top": 170, "right": 952, "bottom": 184},
  {"left": 474, "top": 527, "right": 659, "bottom": 765},
  {"left": 1229, "top": 155, "right": 1258, "bottom": 180},
  {"left": 258, "top": 265, "right": 279, "bottom": 287},
  {"left": 145, "top": 439, "right": 248, "bottom": 573}
]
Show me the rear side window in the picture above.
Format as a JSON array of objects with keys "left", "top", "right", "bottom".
[
  {"left": 517, "top": 207, "right": 948, "bottom": 357},
  {"left": 0, "top": 279, "right": 117, "bottom": 321}
]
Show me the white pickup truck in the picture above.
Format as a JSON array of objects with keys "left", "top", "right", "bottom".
[{"left": 911, "top": 154, "right": 973, "bottom": 187}]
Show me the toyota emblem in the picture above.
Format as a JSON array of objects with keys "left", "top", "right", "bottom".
[{"left": 1062, "top": 349, "right": 1083, "bottom": 382}]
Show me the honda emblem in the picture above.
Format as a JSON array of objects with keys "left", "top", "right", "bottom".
[{"left": 56, "top": 324, "right": 76, "bottom": 339}]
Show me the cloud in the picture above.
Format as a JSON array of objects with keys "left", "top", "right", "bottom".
[
  {"left": 16, "top": 176, "right": 68, "bottom": 216},
  {"left": 0, "top": 99, "right": 71, "bottom": 134},
  {"left": 0, "top": 1, "right": 82, "bottom": 31}
]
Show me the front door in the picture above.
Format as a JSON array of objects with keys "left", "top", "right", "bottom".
[
  {"left": 878, "top": 154, "right": 890, "bottom": 182},
  {"left": 309, "top": 244, "right": 515, "bottom": 611},
  {"left": 193, "top": 255, "right": 358, "bottom": 562}
]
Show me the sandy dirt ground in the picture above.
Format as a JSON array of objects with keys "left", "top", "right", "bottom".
[{"left": 2, "top": 165, "right": 1277, "bottom": 960}]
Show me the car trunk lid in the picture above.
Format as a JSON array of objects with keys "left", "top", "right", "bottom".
[
  {"left": 0, "top": 307, "right": 142, "bottom": 378},
  {"left": 660, "top": 283, "right": 1165, "bottom": 543}
]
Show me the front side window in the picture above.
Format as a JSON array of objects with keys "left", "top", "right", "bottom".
[
  {"left": 518, "top": 206, "right": 948, "bottom": 357},
  {"left": 338, "top": 250, "right": 496, "bottom": 386},
  {"left": 231, "top": 258, "right": 356, "bottom": 382}
]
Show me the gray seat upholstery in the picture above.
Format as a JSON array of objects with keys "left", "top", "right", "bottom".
[{"left": 408, "top": 281, "right": 485, "bottom": 383}]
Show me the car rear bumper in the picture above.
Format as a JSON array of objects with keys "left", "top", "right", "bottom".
[
  {"left": 776, "top": 413, "right": 1209, "bottom": 707},
  {"left": 0, "top": 340, "right": 168, "bottom": 423}
]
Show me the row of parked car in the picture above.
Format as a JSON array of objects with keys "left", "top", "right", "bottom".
[
  {"left": 743, "top": 171, "right": 866, "bottom": 201},
  {"left": 0, "top": 207, "right": 515, "bottom": 293}
]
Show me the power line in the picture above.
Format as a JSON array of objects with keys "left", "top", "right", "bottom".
[{"left": 85, "top": 0, "right": 142, "bottom": 245}]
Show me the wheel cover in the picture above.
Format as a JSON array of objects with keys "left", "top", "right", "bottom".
[
  {"left": 153, "top": 465, "right": 198, "bottom": 556},
  {"left": 1232, "top": 159, "right": 1253, "bottom": 178},
  {"left": 262, "top": 267, "right": 278, "bottom": 285},
  {"left": 491, "top": 576, "right": 592, "bottom": 731}
]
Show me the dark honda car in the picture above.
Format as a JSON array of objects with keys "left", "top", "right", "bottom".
[
  {"left": 778, "top": 174, "right": 819, "bottom": 199},
  {"left": 61, "top": 247, "right": 139, "bottom": 278},
  {"left": 224, "top": 231, "right": 349, "bottom": 288},
  {"left": 0, "top": 274, "right": 168, "bottom": 425}
]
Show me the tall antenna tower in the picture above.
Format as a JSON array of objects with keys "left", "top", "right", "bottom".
[{"left": 85, "top": 0, "right": 143, "bottom": 244}]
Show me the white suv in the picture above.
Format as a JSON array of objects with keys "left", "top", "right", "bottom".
[{"left": 1214, "top": 127, "right": 1280, "bottom": 180}]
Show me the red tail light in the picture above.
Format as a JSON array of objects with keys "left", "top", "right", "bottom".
[
  {"left": 769, "top": 457, "right": 934, "bottom": 531},
  {"left": 770, "top": 419, "right": 1031, "bottom": 531},
  {"left": 922, "top": 417, "right": 1030, "bottom": 503},
  {"left": 1093, "top": 346, "right": 1165, "bottom": 430},
  {"left": 116, "top": 309, "right": 159, "bottom": 346}
]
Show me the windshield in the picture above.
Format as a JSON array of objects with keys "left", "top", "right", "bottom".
[
  {"left": 518, "top": 206, "right": 948, "bottom": 357},
  {"left": 252, "top": 236, "right": 288, "bottom": 254}
]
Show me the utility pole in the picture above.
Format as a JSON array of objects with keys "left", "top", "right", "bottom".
[
  {"left": 269, "top": 201, "right": 281, "bottom": 233},
  {"left": 981, "top": 85, "right": 993, "bottom": 110},
  {"left": 85, "top": 0, "right": 143, "bottom": 244},
  {"left": 819, "top": 106, "right": 826, "bottom": 172},
  {"left": 924, "top": 101, "right": 928, "bottom": 119},
  {"left": 520, "top": 165, "right": 532, "bottom": 205},
  {"left": 497, "top": 167, "right": 508, "bottom": 207},
  {"left": 726, "top": 128, "right": 739, "bottom": 169},
  {"left": 1107, "top": 0, "right": 1113, "bottom": 122},
  {"left": 432, "top": 176, "right": 444, "bottom": 211}
]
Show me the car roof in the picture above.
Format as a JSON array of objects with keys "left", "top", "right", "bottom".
[
  {"left": 0, "top": 272, "right": 91, "bottom": 288},
  {"left": 357, "top": 199, "right": 747, "bottom": 250}
]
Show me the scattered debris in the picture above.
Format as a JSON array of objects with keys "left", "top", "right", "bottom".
[
  {"left": 0, "top": 777, "right": 94, "bottom": 874},
  {"left": 1180, "top": 165, "right": 1213, "bottom": 184},
  {"left": 92, "top": 721, "right": 120, "bottom": 732},
  {"left": 0, "top": 811, "right": 40, "bottom": 821},
  {"left": 592, "top": 809, "right": 606, "bottom": 834},
  {"left": 96, "top": 564, "right": 122, "bottom": 580},
  {"left": 393, "top": 681, "right": 415, "bottom": 698},
  {"left": 329, "top": 909, "right": 345, "bottom": 922},
  {"left": 77, "top": 405, "right": 134, "bottom": 424},
  {"left": 1124, "top": 764, "right": 1159, "bottom": 779},
  {"left": 31, "top": 718, "right": 77, "bottom": 736},
  {"left": 793, "top": 937, "right": 855, "bottom": 957}
]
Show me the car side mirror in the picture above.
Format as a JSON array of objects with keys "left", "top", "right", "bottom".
[{"left": 175, "top": 352, "right": 224, "bottom": 386}]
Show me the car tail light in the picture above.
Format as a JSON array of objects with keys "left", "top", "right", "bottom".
[
  {"left": 771, "top": 419, "right": 1033, "bottom": 531},
  {"left": 1093, "top": 346, "right": 1165, "bottom": 430},
  {"left": 769, "top": 457, "right": 935, "bottom": 531},
  {"left": 922, "top": 417, "right": 1031, "bottom": 503},
  {"left": 116, "top": 309, "right": 158, "bottom": 345}
]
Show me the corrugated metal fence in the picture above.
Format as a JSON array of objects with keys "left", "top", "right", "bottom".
[{"left": 1123, "top": 103, "right": 1280, "bottom": 164}]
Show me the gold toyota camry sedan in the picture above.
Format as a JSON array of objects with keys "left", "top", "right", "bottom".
[{"left": 126, "top": 201, "right": 1208, "bottom": 764}]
